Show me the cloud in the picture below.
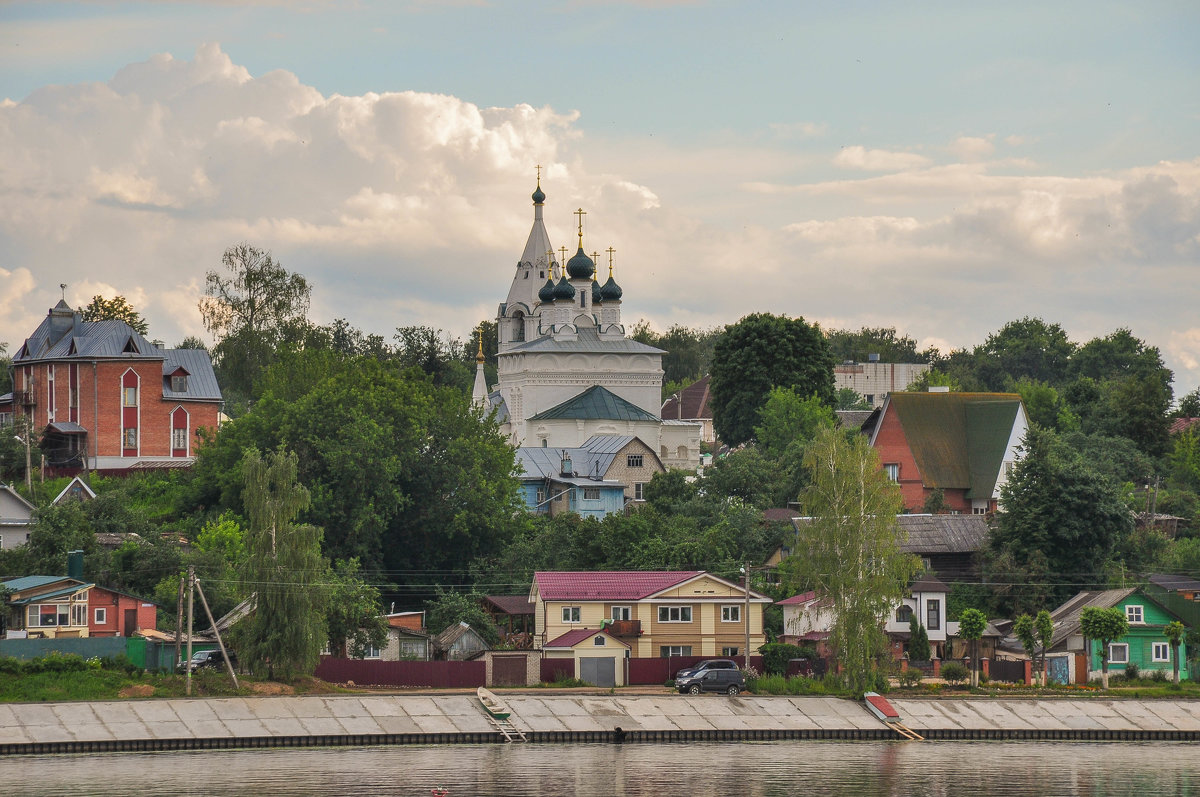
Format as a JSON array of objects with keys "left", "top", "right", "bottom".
[
  {"left": 832, "top": 145, "right": 932, "bottom": 172},
  {"left": 950, "top": 135, "right": 995, "bottom": 161}
]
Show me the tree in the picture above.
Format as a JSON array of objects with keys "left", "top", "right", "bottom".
[
  {"left": 1079, "top": 605, "right": 1129, "bottom": 689},
  {"left": 835, "top": 388, "right": 870, "bottom": 411},
  {"left": 325, "top": 559, "right": 389, "bottom": 658},
  {"left": 199, "top": 244, "right": 312, "bottom": 406},
  {"left": 973, "top": 317, "right": 1076, "bottom": 390},
  {"left": 80, "top": 295, "right": 149, "bottom": 335},
  {"left": 236, "top": 447, "right": 328, "bottom": 680},
  {"left": 1164, "top": 620, "right": 1186, "bottom": 684},
  {"left": 778, "top": 426, "right": 921, "bottom": 694},
  {"left": 958, "top": 608, "right": 987, "bottom": 687},
  {"left": 1176, "top": 388, "right": 1200, "bottom": 418},
  {"left": 908, "top": 615, "right": 931, "bottom": 661},
  {"left": 824, "top": 326, "right": 934, "bottom": 364},
  {"left": 753, "top": 387, "right": 835, "bottom": 459},
  {"left": 631, "top": 322, "right": 719, "bottom": 386},
  {"left": 1013, "top": 614, "right": 1038, "bottom": 683},
  {"left": 710, "top": 313, "right": 836, "bottom": 446},
  {"left": 990, "top": 427, "right": 1132, "bottom": 611},
  {"left": 1169, "top": 430, "right": 1200, "bottom": 492},
  {"left": 426, "top": 588, "right": 501, "bottom": 646},
  {"left": 1034, "top": 609, "right": 1054, "bottom": 685}
]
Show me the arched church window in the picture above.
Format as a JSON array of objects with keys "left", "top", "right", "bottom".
[{"left": 513, "top": 311, "right": 525, "bottom": 342}]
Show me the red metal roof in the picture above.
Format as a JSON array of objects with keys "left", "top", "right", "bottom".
[
  {"left": 544, "top": 628, "right": 630, "bottom": 648},
  {"left": 777, "top": 591, "right": 818, "bottom": 606},
  {"left": 534, "top": 571, "right": 703, "bottom": 601}
]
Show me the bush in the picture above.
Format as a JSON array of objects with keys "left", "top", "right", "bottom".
[
  {"left": 940, "top": 661, "right": 969, "bottom": 684},
  {"left": 759, "top": 642, "right": 808, "bottom": 675},
  {"left": 898, "top": 668, "right": 924, "bottom": 688},
  {"left": 0, "top": 656, "right": 22, "bottom": 675},
  {"left": 1124, "top": 662, "right": 1140, "bottom": 680},
  {"left": 1150, "top": 668, "right": 1168, "bottom": 683}
]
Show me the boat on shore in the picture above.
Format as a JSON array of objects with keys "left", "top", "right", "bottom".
[{"left": 477, "top": 687, "right": 511, "bottom": 719}]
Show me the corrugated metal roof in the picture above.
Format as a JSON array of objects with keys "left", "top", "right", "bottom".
[
  {"left": 544, "top": 628, "right": 629, "bottom": 648},
  {"left": 516, "top": 435, "right": 648, "bottom": 483},
  {"left": 534, "top": 570, "right": 703, "bottom": 601},
  {"left": 790, "top": 514, "right": 988, "bottom": 555},
  {"left": 528, "top": 385, "right": 659, "bottom": 422},
  {"left": 1149, "top": 573, "right": 1200, "bottom": 593},
  {"left": 502, "top": 326, "right": 665, "bottom": 356},
  {"left": 884, "top": 392, "right": 1021, "bottom": 496},
  {"left": 2, "top": 575, "right": 67, "bottom": 591},
  {"left": 162, "top": 349, "right": 221, "bottom": 400},
  {"left": 7, "top": 582, "right": 94, "bottom": 604},
  {"left": 1046, "top": 588, "right": 1138, "bottom": 650}
]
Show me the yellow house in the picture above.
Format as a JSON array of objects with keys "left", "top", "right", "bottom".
[
  {"left": 530, "top": 570, "right": 770, "bottom": 659},
  {"left": 2, "top": 576, "right": 92, "bottom": 638}
]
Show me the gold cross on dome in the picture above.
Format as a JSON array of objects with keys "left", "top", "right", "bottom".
[
  {"left": 574, "top": 207, "right": 587, "bottom": 246},
  {"left": 606, "top": 247, "right": 616, "bottom": 277}
]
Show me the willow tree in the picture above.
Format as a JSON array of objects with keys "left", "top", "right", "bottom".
[
  {"left": 780, "top": 426, "right": 921, "bottom": 694},
  {"left": 237, "top": 447, "right": 328, "bottom": 680}
]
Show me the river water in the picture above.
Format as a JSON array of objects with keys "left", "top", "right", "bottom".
[{"left": 7, "top": 741, "right": 1199, "bottom": 796}]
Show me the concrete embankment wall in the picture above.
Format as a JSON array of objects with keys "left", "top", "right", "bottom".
[{"left": 3, "top": 694, "right": 1200, "bottom": 755}]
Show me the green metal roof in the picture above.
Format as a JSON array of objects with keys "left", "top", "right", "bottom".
[
  {"left": 888, "top": 392, "right": 1021, "bottom": 498},
  {"left": 527, "top": 385, "right": 660, "bottom": 423},
  {"left": 7, "top": 583, "right": 93, "bottom": 605}
]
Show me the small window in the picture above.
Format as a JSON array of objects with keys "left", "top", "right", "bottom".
[
  {"left": 123, "top": 428, "right": 137, "bottom": 448},
  {"left": 362, "top": 644, "right": 382, "bottom": 659},
  {"left": 660, "top": 645, "right": 693, "bottom": 657},
  {"left": 524, "top": 272, "right": 529, "bottom": 279},
  {"left": 172, "top": 427, "right": 188, "bottom": 450},
  {"left": 721, "top": 605, "right": 741, "bottom": 623},
  {"left": 864, "top": 394, "right": 875, "bottom": 405},
  {"left": 721, "top": 646, "right": 739, "bottom": 657},
  {"left": 926, "top": 599, "right": 941, "bottom": 631},
  {"left": 896, "top": 605, "right": 913, "bottom": 623},
  {"left": 536, "top": 488, "right": 546, "bottom": 505},
  {"left": 1126, "top": 605, "right": 1144, "bottom": 624},
  {"left": 1153, "top": 642, "right": 1170, "bottom": 662},
  {"left": 972, "top": 505, "right": 988, "bottom": 515},
  {"left": 657, "top": 606, "right": 692, "bottom": 623},
  {"left": 1109, "top": 643, "right": 1129, "bottom": 664},
  {"left": 611, "top": 606, "right": 631, "bottom": 621},
  {"left": 562, "top": 606, "right": 581, "bottom": 623},
  {"left": 627, "top": 454, "right": 644, "bottom": 468},
  {"left": 71, "top": 603, "right": 86, "bottom": 626},
  {"left": 123, "top": 386, "right": 138, "bottom": 407},
  {"left": 171, "top": 375, "right": 188, "bottom": 392},
  {"left": 884, "top": 464, "right": 899, "bottom": 482},
  {"left": 634, "top": 483, "right": 645, "bottom": 501},
  {"left": 583, "top": 487, "right": 600, "bottom": 500},
  {"left": 593, "top": 636, "right": 606, "bottom": 646},
  {"left": 94, "top": 608, "right": 107, "bottom": 625}
]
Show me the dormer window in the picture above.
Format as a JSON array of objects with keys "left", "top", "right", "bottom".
[{"left": 171, "top": 375, "right": 188, "bottom": 392}]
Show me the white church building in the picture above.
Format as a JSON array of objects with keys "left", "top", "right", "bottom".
[{"left": 474, "top": 178, "right": 700, "bottom": 472}]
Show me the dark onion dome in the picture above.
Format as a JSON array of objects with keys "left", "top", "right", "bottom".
[
  {"left": 599, "top": 275, "right": 623, "bottom": 301},
  {"left": 566, "top": 247, "right": 595, "bottom": 279},
  {"left": 538, "top": 277, "right": 556, "bottom": 303},
  {"left": 532, "top": 183, "right": 545, "bottom": 204},
  {"left": 553, "top": 274, "right": 576, "bottom": 300},
  {"left": 591, "top": 277, "right": 603, "bottom": 305}
]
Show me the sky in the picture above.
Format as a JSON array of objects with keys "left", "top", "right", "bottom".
[{"left": 2, "top": 1, "right": 1199, "bottom": 397}]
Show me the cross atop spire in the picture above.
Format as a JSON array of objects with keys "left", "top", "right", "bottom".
[
  {"left": 574, "top": 207, "right": 587, "bottom": 248},
  {"left": 606, "top": 247, "right": 615, "bottom": 277},
  {"left": 476, "top": 328, "right": 485, "bottom": 363}
]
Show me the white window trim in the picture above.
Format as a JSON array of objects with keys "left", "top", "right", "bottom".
[
  {"left": 611, "top": 606, "right": 631, "bottom": 621},
  {"left": 657, "top": 605, "right": 693, "bottom": 623},
  {"left": 884, "top": 463, "right": 900, "bottom": 482},
  {"left": 561, "top": 606, "right": 581, "bottom": 624},
  {"left": 120, "top": 367, "right": 141, "bottom": 456},
  {"left": 171, "top": 405, "right": 191, "bottom": 457},
  {"left": 1153, "top": 642, "right": 1170, "bottom": 663},
  {"left": 721, "top": 646, "right": 739, "bottom": 657},
  {"left": 94, "top": 607, "right": 107, "bottom": 625},
  {"left": 1125, "top": 605, "right": 1145, "bottom": 624},
  {"left": 721, "top": 605, "right": 741, "bottom": 623},
  {"left": 1109, "top": 643, "right": 1129, "bottom": 664}
]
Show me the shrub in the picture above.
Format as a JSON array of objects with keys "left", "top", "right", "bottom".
[
  {"left": 1125, "top": 663, "right": 1140, "bottom": 680},
  {"left": 1150, "top": 668, "right": 1168, "bottom": 683},
  {"left": 940, "top": 661, "right": 969, "bottom": 684},
  {"left": 898, "top": 668, "right": 924, "bottom": 688},
  {"left": 749, "top": 674, "right": 788, "bottom": 694},
  {"left": 759, "top": 642, "right": 806, "bottom": 676},
  {"left": 0, "top": 657, "right": 22, "bottom": 675}
]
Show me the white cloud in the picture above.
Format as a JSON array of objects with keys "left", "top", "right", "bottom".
[
  {"left": 832, "top": 145, "right": 932, "bottom": 172},
  {"left": 950, "top": 135, "right": 995, "bottom": 161}
]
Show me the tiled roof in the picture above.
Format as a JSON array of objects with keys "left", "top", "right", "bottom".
[
  {"left": 486, "top": 595, "right": 535, "bottom": 615},
  {"left": 534, "top": 570, "right": 703, "bottom": 601},
  {"left": 1170, "top": 417, "right": 1199, "bottom": 436},
  {"left": 544, "top": 628, "right": 629, "bottom": 648},
  {"left": 528, "top": 385, "right": 660, "bottom": 423},
  {"left": 661, "top": 375, "right": 712, "bottom": 421},
  {"left": 881, "top": 392, "right": 1022, "bottom": 498}
]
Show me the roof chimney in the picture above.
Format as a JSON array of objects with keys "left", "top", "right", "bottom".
[{"left": 67, "top": 549, "right": 84, "bottom": 580}]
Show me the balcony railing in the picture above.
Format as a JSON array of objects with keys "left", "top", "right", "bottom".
[
  {"left": 17, "top": 390, "right": 35, "bottom": 406},
  {"left": 605, "top": 619, "right": 641, "bottom": 637}
]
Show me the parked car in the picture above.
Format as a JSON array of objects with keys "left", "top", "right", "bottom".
[
  {"left": 178, "top": 648, "right": 236, "bottom": 673},
  {"left": 674, "top": 659, "right": 739, "bottom": 692},
  {"left": 677, "top": 669, "right": 746, "bottom": 695}
]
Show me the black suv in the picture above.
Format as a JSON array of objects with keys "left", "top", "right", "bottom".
[
  {"left": 677, "top": 668, "right": 746, "bottom": 695},
  {"left": 674, "top": 659, "right": 740, "bottom": 693},
  {"left": 178, "top": 649, "right": 236, "bottom": 673}
]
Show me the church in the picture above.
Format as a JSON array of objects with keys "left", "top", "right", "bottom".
[{"left": 474, "top": 177, "right": 700, "bottom": 473}]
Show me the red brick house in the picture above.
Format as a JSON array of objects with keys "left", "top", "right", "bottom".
[
  {"left": 863, "top": 390, "right": 1029, "bottom": 514},
  {"left": 4, "top": 300, "right": 221, "bottom": 473},
  {"left": 86, "top": 585, "right": 158, "bottom": 637}
]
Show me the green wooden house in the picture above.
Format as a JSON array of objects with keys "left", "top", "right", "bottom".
[{"left": 1046, "top": 587, "right": 1189, "bottom": 680}]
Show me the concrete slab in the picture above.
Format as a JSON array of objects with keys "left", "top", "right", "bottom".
[
  {"left": 409, "top": 714, "right": 461, "bottom": 734},
  {"left": 436, "top": 696, "right": 481, "bottom": 716},
  {"left": 145, "top": 721, "right": 193, "bottom": 740},
  {"left": 334, "top": 715, "right": 387, "bottom": 735},
  {"left": 130, "top": 701, "right": 183, "bottom": 725},
  {"left": 64, "top": 722, "right": 116, "bottom": 742},
  {"left": 248, "top": 699, "right": 300, "bottom": 721},
  {"left": 1144, "top": 702, "right": 1200, "bottom": 730},
  {"left": 372, "top": 715, "right": 422, "bottom": 735},
  {"left": 185, "top": 720, "right": 233, "bottom": 738},
  {"left": 517, "top": 713, "right": 568, "bottom": 732},
  {"left": 359, "top": 697, "right": 407, "bottom": 718},
  {"left": 221, "top": 718, "right": 270, "bottom": 737},
  {"left": 444, "top": 712, "right": 495, "bottom": 735},
  {"left": 93, "top": 702, "right": 141, "bottom": 725},
  {"left": 554, "top": 713, "right": 607, "bottom": 732},
  {"left": 207, "top": 698, "right": 257, "bottom": 721},
  {"left": 933, "top": 701, "right": 995, "bottom": 730},
  {"left": 671, "top": 713, "right": 718, "bottom": 731},
  {"left": 298, "top": 716, "right": 348, "bottom": 736},
  {"left": 506, "top": 698, "right": 552, "bottom": 717},
  {"left": 23, "top": 723, "right": 76, "bottom": 743},
  {"left": 774, "top": 711, "right": 821, "bottom": 731},
  {"left": 0, "top": 723, "right": 31, "bottom": 744},
  {"left": 705, "top": 714, "right": 753, "bottom": 731},
  {"left": 257, "top": 717, "right": 307, "bottom": 736},
  {"left": 321, "top": 697, "right": 372, "bottom": 718},
  {"left": 101, "top": 721, "right": 153, "bottom": 740},
  {"left": 579, "top": 698, "right": 626, "bottom": 717},
  {"left": 398, "top": 697, "right": 440, "bottom": 715},
  {"left": 626, "top": 713, "right": 676, "bottom": 731},
  {"left": 171, "top": 700, "right": 222, "bottom": 724},
  {"left": 13, "top": 704, "right": 61, "bottom": 726}
]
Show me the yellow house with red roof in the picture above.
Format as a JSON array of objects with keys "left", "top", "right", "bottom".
[{"left": 530, "top": 570, "right": 771, "bottom": 660}]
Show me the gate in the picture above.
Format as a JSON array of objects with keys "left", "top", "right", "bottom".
[
  {"left": 580, "top": 657, "right": 616, "bottom": 687},
  {"left": 1047, "top": 655, "right": 1070, "bottom": 685},
  {"left": 988, "top": 657, "right": 1025, "bottom": 683},
  {"left": 492, "top": 654, "right": 527, "bottom": 686}
]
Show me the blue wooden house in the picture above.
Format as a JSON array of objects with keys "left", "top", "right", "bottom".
[{"left": 515, "top": 435, "right": 663, "bottom": 519}]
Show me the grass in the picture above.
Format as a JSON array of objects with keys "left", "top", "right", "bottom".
[{"left": 748, "top": 673, "right": 850, "bottom": 697}]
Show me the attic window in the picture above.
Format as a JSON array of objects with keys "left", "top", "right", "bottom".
[
  {"left": 123, "top": 337, "right": 139, "bottom": 354},
  {"left": 171, "top": 375, "right": 188, "bottom": 392}
]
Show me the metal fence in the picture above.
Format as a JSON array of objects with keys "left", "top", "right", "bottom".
[
  {"left": 989, "top": 657, "right": 1026, "bottom": 683},
  {"left": 0, "top": 636, "right": 178, "bottom": 672},
  {"left": 314, "top": 657, "right": 486, "bottom": 688},
  {"left": 539, "top": 658, "right": 575, "bottom": 684}
]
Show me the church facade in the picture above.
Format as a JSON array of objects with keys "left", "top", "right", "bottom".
[{"left": 477, "top": 179, "right": 700, "bottom": 471}]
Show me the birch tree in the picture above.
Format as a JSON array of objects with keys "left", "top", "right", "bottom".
[{"left": 780, "top": 426, "right": 922, "bottom": 694}]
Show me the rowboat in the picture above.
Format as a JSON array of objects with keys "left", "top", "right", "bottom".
[{"left": 477, "top": 686, "right": 511, "bottom": 719}]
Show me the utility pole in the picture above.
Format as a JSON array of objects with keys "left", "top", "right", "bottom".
[
  {"left": 744, "top": 562, "right": 751, "bottom": 671},
  {"left": 185, "top": 565, "right": 195, "bottom": 697},
  {"left": 194, "top": 576, "right": 239, "bottom": 689},
  {"left": 174, "top": 576, "right": 185, "bottom": 672}
]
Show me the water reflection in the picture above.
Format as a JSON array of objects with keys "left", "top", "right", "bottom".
[{"left": 9, "top": 741, "right": 1200, "bottom": 796}]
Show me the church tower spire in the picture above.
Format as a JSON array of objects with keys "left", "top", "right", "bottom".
[
  {"left": 499, "top": 167, "right": 556, "bottom": 353},
  {"left": 471, "top": 328, "right": 488, "bottom": 409}
]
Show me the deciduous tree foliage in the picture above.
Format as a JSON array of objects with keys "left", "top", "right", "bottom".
[
  {"left": 1164, "top": 620, "right": 1186, "bottom": 684},
  {"left": 236, "top": 447, "right": 327, "bottom": 680},
  {"left": 325, "top": 558, "right": 388, "bottom": 658},
  {"left": 958, "top": 608, "right": 987, "bottom": 686},
  {"left": 779, "top": 426, "right": 921, "bottom": 694},
  {"left": 824, "top": 326, "right": 934, "bottom": 364},
  {"left": 710, "top": 313, "right": 836, "bottom": 447},
  {"left": 80, "top": 295, "right": 149, "bottom": 335},
  {"left": 1079, "top": 606, "right": 1129, "bottom": 689}
]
